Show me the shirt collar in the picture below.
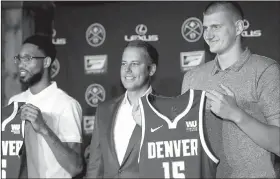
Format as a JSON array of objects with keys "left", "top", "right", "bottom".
[
  {"left": 211, "top": 48, "right": 251, "bottom": 75},
  {"left": 27, "top": 81, "right": 58, "bottom": 101},
  {"left": 123, "top": 86, "right": 152, "bottom": 105}
]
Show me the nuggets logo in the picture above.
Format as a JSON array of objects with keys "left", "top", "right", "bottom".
[
  {"left": 86, "top": 23, "right": 106, "bottom": 47},
  {"left": 85, "top": 84, "right": 106, "bottom": 107},
  {"left": 181, "top": 17, "right": 203, "bottom": 42}
]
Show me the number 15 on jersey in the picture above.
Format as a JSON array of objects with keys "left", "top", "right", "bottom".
[{"left": 162, "top": 161, "right": 186, "bottom": 178}]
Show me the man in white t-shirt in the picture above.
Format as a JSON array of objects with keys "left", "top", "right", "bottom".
[{"left": 8, "top": 35, "right": 83, "bottom": 178}]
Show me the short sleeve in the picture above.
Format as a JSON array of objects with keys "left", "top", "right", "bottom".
[
  {"left": 8, "top": 96, "right": 16, "bottom": 105},
  {"left": 257, "top": 63, "right": 280, "bottom": 122},
  {"left": 8, "top": 92, "right": 28, "bottom": 105},
  {"left": 181, "top": 70, "right": 193, "bottom": 94},
  {"left": 58, "top": 99, "right": 83, "bottom": 143}
]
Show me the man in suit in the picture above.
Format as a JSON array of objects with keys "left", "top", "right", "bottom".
[{"left": 85, "top": 40, "right": 158, "bottom": 178}]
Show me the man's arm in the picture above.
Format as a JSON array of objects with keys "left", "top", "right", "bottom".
[
  {"left": 206, "top": 64, "right": 280, "bottom": 156},
  {"left": 43, "top": 100, "right": 84, "bottom": 177},
  {"left": 18, "top": 144, "right": 28, "bottom": 179},
  {"left": 20, "top": 100, "right": 84, "bottom": 177},
  {"left": 233, "top": 108, "right": 280, "bottom": 156},
  {"left": 85, "top": 107, "right": 103, "bottom": 178},
  {"left": 234, "top": 64, "right": 280, "bottom": 156},
  {"left": 41, "top": 127, "right": 84, "bottom": 177}
]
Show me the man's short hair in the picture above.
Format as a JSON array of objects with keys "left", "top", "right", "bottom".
[
  {"left": 203, "top": 1, "right": 244, "bottom": 21},
  {"left": 23, "top": 34, "right": 56, "bottom": 63},
  {"left": 126, "top": 40, "right": 159, "bottom": 66}
]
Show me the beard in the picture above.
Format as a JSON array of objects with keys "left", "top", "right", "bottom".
[{"left": 19, "top": 70, "right": 43, "bottom": 88}]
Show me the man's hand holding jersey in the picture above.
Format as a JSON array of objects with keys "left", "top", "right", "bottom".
[{"left": 20, "top": 103, "right": 48, "bottom": 135}]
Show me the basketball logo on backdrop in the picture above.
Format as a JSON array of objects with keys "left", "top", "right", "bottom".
[
  {"left": 50, "top": 58, "right": 60, "bottom": 78},
  {"left": 86, "top": 23, "right": 106, "bottom": 47},
  {"left": 181, "top": 17, "right": 203, "bottom": 42},
  {"left": 85, "top": 84, "right": 106, "bottom": 107},
  {"left": 135, "top": 24, "right": 148, "bottom": 35}
]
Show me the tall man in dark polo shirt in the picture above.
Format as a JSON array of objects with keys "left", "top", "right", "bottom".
[{"left": 181, "top": 1, "right": 280, "bottom": 178}]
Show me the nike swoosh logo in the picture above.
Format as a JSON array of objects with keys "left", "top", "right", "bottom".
[{"left": 151, "top": 125, "right": 163, "bottom": 133}]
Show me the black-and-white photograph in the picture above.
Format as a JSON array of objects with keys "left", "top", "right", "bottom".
[{"left": 1, "top": 1, "right": 280, "bottom": 178}]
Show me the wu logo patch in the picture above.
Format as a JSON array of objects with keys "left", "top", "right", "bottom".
[
  {"left": 11, "top": 124, "right": 20, "bottom": 134},
  {"left": 185, "top": 120, "right": 197, "bottom": 132}
]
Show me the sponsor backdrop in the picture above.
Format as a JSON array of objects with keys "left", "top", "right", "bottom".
[{"left": 49, "top": 1, "right": 280, "bottom": 165}]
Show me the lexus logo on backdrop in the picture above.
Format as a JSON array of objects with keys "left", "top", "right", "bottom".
[
  {"left": 124, "top": 24, "right": 159, "bottom": 42},
  {"left": 52, "top": 29, "right": 67, "bottom": 45},
  {"left": 135, "top": 24, "right": 148, "bottom": 35},
  {"left": 241, "top": 19, "right": 262, "bottom": 37}
]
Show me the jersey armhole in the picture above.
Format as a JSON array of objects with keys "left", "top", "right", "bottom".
[
  {"left": 138, "top": 97, "right": 146, "bottom": 163},
  {"left": 198, "top": 91, "right": 220, "bottom": 164},
  {"left": 2, "top": 102, "right": 18, "bottom": 131}
]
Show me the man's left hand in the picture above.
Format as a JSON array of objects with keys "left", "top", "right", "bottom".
[
  {"left": 206, "top": 84, "right": 243, "bottom": 123},
  {"left": 20, "top": 104, "right": 48, "bottom": 134}
]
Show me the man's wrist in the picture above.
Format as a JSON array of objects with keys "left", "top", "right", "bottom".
[
  {"left": 40, "top": 124, "right": 49, "bottom": 136},
  {"left": 231, "top": 108, "right": 246, "bottom": 125}
]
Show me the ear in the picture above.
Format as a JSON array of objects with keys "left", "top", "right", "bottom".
[
  {"left": 43, "top": 57, "right": 52, "bottom": 69},
  {"left": 148, "top": 64, "right": 157, "bottom": 77},
  {"left": 235, "top": 19, "right": 244, "bottom": 36}
]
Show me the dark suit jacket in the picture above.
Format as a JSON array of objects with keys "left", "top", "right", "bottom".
[{"left": 85, "top": 94, "right": 142, "bottom": 178}]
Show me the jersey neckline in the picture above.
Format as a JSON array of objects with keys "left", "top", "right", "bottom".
[{"left": 145, "top": 89, "right": 194, "bottom": 129}]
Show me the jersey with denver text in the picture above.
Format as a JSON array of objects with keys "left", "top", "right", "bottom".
[
  {"left": 1, "top": 102, "right": 25, "bottom": 179},
  {"left": 138, "top": 89, "right": 219, "bottom": 178}
]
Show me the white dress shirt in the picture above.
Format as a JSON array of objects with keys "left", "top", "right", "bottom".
[{"left": 114, "top": 86, "right": 152, "bottom": 165}]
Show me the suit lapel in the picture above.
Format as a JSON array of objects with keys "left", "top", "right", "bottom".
[
  {"left": 107, "top": 88, "right": 154, "bottom": 167},
  {"left": 107, "top": 95, "right": 124, "bottom": 167},
  {"left": 119, "top": 88, "right": 154, "bottom": 166},
  {"left": 120, "top": 125, "right": 141, "bottom": 167}
]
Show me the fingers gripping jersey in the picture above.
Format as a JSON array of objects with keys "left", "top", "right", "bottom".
[
  {"left": 138, "top": 89, "right": 219, "bottom": 178},
  {"left": 1, "top": 102, "right": 25, "bottom": 179}
]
